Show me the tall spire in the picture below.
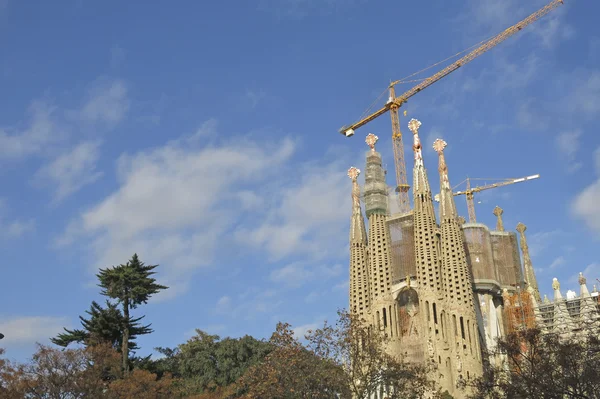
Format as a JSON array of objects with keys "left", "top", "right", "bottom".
[
  {"left": 409, "top": 119, "right": 441, "bottom": 292},
  {"left": 348, "top": 166, "right": 370, "bottom": 317},
  {"left": 434, "top": 139, "right": 457, "bottom": 221},
  {"left": 363, "top": 134, "right": 393, "bottom": 305},
  {"left": 516, "top": 222, "right": 541, "bottom": 302},
  {"left": 434, "top": 138, "right": 474, "bottom": 306},
  {"left": 348, "top": 167, "right": 367, "bottom": 244},
  {"left": 434, "top": 137, "right": 482, "bottom": 380},
  {"left": 493, "top": 206, "right": 504, "bottom": 231},
  {"left": 363, "top": 133, "right": 388, "bottom": 218}
]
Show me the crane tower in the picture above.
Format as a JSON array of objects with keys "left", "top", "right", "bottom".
[{"left": 339, "top": 0, "right": 563, "bottom": 213}]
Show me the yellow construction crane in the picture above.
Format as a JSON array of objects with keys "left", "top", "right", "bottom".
[
  {"left": 435, "top": 174, "right": 541, "bottom": 223},
  {"left": 339, "top": 0, "right": 564, "bottom": 214}
]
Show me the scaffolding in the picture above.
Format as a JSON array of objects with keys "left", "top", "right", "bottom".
[{"left": 503, "top": 290, "right": 537, "bottom": 334}]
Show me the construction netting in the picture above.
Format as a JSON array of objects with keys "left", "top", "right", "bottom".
[
  {"left": 462, "top": 224, "right": 496, "bottom": 282},
  {"left": 490, "top": 232, "right": 522, "bottom": 288},
  {"left": 387, "top": 212, "right": 416, "bottom": 285}
]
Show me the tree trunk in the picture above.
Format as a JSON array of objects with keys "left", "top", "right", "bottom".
[{"left": 122, "top": 297, "right": 130, "bottom": 375}]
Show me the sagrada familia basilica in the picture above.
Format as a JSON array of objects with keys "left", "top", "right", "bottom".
[{"left": 347, "top": 118, "right": 600, "bottom": 398}]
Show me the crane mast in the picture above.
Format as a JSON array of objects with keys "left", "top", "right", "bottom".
[
  {"left": 389, "top": 86, "right": 410, "bottom": 213},
  {"left": 339, "top": 0, "right": 563, "bottom": 213}
]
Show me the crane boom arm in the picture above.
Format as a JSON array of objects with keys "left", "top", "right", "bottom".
[
  {"left": 454, "top": 174, "right": 540, "bottom": 197},
  {"left": 339, "top": 0, "right": 564, "bottom": 135}
]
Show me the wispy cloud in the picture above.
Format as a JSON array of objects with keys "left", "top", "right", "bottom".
[
  {"left": 572, "top": 147, "right": 600, "bottom": 238},
  {"left": 555, "top": 130, "right": 582, "bottom": 173},
  {"left": 58, "top": 122, "right": 300, "bottom": 298},
  {"left": 0, "top": 101, "right": 65, "bottom": 160},
  {"left": 0, "top": 316, "right": 69, "bottom": 346},
  {"left": 79, "top": 79, "right": 130, "bottom": 126},
  {"left": 33, "top": 140, "right": 103, "bottom": 203}
]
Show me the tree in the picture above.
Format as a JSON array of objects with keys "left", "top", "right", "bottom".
[
  {"left": 0, "top": 343, "right": 122, "bottom": 398},
  {"left": 51, "top": 300, "right": 151, "bottom": 354},
  {"left": 138, "top": 329, "right": 273, "bottom": 396},
  {"left": 234, "top": 322, "right": 350, "bottom": 399},
  {"left": 0, "top": 344, "right": 182, "bottom": 399},
  {"left": 97, "top": 253, "right": 168, "bottom": 374},
  {"left": 305, "top": 309, "right": 434, "bottom": 399},
  {"left": 468, "top": 328, "right": 600, "bottom": 399}
]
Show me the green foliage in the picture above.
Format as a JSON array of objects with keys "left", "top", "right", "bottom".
[
  {"left": 97, "top": 253, "right": 168, "bottom": 373},
  {"left": 141, "top": 329, "right": 273, "bottom": 395},
  {"left": 51, "top": 300, "right": 151, "bottom": 353},
  {"left": 97, "top": 253, "right": 168, "bottom": 310}
]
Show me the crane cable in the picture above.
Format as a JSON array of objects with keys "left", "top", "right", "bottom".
[{"left": 357, "top": 27, "right": 508, "bottom": 121}]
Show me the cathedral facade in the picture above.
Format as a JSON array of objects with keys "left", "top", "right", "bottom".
[{"left": 346, "top": 118, "right": 574, "bottom": 398}]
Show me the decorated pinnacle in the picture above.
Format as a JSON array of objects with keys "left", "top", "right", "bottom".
[
  {"left": 408, "top": 118, "right": 421, "bottom": 134},
  {"left": 347, "top": 166, "right": 360, "bottom": 181},
  {"left": 516, "top": 222, "right": 527, "bottom": 234},
  {"left": 457, "top": 216, "right": 466, "bottom": 225},
  {"left": 493, "top": 206, "right": 504, "bottom": 231},
  {"left": 578, "top": 272, "right": 586, "bottom": 286},
  {"left": 552, "top": 277, "right": 560, "bottom": 291},
  {"left": 348, "top": 166, "right": 361, "bottom": 208},
  {"left": 409, "top": 119, "right": 424, "bottom": 165},
  {"left": 433, "top": 139, "right": 449, "bottom": 189},
  {"left": 432, "top": 138, "right": 447, "bottom": 154},
  {"left": 365, "top": 133, "right": 378, "bottom": 151}
]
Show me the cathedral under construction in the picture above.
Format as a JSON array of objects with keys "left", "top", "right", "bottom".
[{"left": 347, "top": 119, "right": 600, "bottom": 398}]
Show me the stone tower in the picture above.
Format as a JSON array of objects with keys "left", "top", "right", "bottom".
[
  {"left": 348, "top": 166, "right": 370, "bottom": 318},
  {"left": 434, "top": 138, "right": 483, "bottom": 386},
  {"left": 363, "top": 133, "right": 395, "bottom": 335},
  {"left": 408, "top": 120, "right": 453, "bottom": 388},
  {"left": 516, "top": 222, "right": 541, "bottom": 302}
]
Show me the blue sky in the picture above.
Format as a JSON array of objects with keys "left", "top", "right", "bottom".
[{"left": 0, "top": 0, "right": 599, "bottom": 362}]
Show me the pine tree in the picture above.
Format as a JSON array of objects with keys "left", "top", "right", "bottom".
[
  {"left": 51, "top": 300, "right": 152, "bottom": 354},
  {"left": 97, "top": 253, "right": 168, "bottom": 374}
]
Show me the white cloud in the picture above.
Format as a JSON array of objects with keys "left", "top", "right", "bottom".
[
  {"left": 0, "top": 316, "right": 69, "bottom": 346},
  {"left": 235, "top": 161, "right": 351, "bottom": 261},
  {"left": 332, "top": 279, "right": 349, "bottom": 292},
  {"left": 527, "top": 229, "right": 564, "bottom": 257},
  {"left": 33, "top": 140, "right": 103, "bottom": 202},
  {"left": 4, "top": 219, "right": 35, "bottom": 238},
  {"left": 568, "top": 263, "right": 600, "bottom": 288},
  {"left": 458, "top": 0, "right": 572, "bottom": 48},
  {"left": 271, "top": 262, "right": 315, "bottom": 287},
  {"left": 549, "top": 256, "right": 565, "bottom": 270},
  {"left": 216, "top": 296, "right": 232, "bottom": 314},
  {"left": 245, "top": 89, "right": 266, "bottom": 108},
  {"left": 0, "top": 101, "right": 65, "bottom": 160},
  {"left": 58, "top": 123, "right": 297, "bottom": 298},
  {"left": 80, "top": 79, "right": 130, "bottom": 126},
  {"left": 565, "top": 70, "right": 600, "bottom": 118},
  {"left": 292, "top": 322, "right": 320, "bottom": 340},
  {"left": 555, "top": 130, "right": 582, "bottom": 173},
  {"left": 572, "top": 148, "right": 600, "bottom": 237}
]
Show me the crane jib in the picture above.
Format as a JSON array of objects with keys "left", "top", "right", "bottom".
[{"left": 338, "top": 0, "right": 564, "bottom": 137}]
